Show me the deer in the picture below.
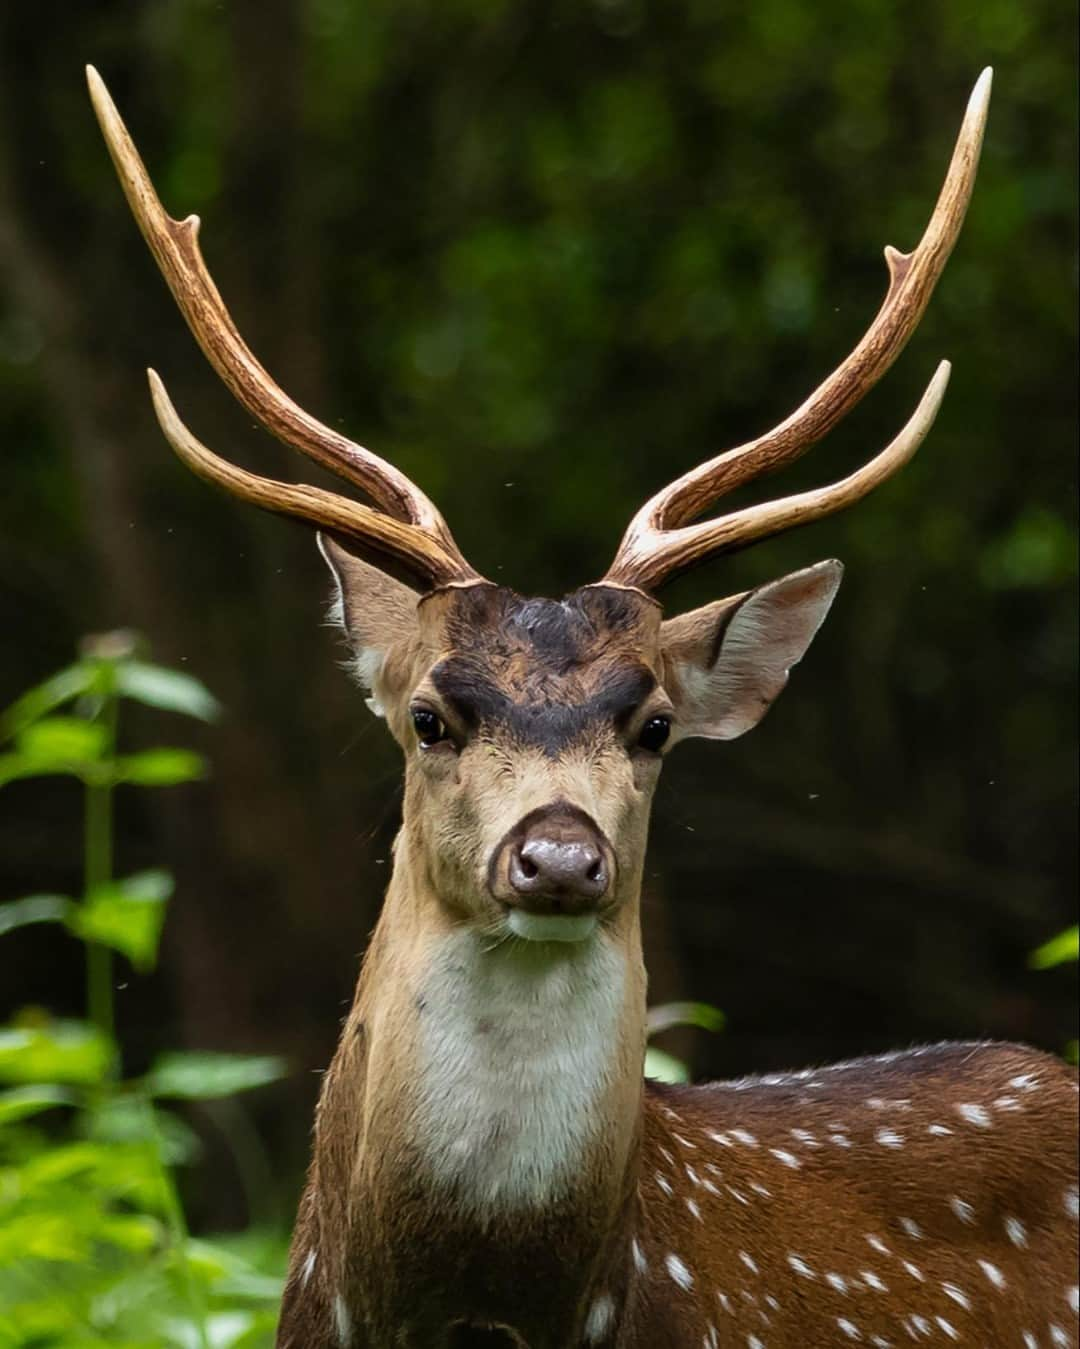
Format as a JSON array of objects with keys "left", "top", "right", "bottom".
[{"left": 87, "top": 65, "right": 1078, "bottom": 1348}]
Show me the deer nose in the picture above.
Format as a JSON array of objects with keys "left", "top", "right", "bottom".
[{"left": 506, "top": 819, "right": 609, "bottom": 914}]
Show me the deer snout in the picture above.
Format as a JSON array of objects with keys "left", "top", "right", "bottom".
[
  {"left": 489, "top": 806, "right": 614, "bottom": 940},
  {"left": 509, "top": 829, "right": 608, "bottom": 910}
]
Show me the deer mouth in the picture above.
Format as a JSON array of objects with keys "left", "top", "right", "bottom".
[{"left": 505, "top": 910, "right": 599, "bottom": 944}]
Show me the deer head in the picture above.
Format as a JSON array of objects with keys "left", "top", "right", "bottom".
[{"left": 85, "top": 66, "right": 988, "bottom": 951}]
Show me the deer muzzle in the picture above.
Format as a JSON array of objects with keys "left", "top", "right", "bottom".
[{"left": 488, "top": 803, "right": 615, "bottom": 943}]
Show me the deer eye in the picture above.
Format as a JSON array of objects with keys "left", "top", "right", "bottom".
[
  {"left": 411, "top": 708, "right": 448, "bottom": 747},
  {"left": 637, "top": 716, "right": 671, "bottom": 753}
]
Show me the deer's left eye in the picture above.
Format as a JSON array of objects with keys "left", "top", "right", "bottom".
[
  {"left": 412, "top": 709, "right": 448, "bottom": 747},
  {"left": 637, "top": 716, "right": 671, "bottom": 753}
]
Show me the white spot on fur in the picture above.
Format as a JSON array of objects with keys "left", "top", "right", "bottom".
[
  {"left": 826, "top": 1272, "right": 849, "bottom": 1293},
  {"left": 300, "top": 1249, "right": 317, "bottom": 1288},
  {"left": 1005, "top": 1215, "right": 1028, "bottom": 1248},
  {"left": 333, "top": 1293, "right": 353, "bottom": 1346},
  {"left": 631, "top": 1238, "right": 647, "bottom": 1274},
  {"left": 665, "top": 1253, "right": 693, "bottom": 1290},
  {"left": 949, "top": 1195, "right": 975, "bottom": 1225},
  {"left": 730, "top": 1128, "right": 758, "bottom": 1147},
  {"left": 861, "top": 1271, "right": 887, "bottom": 1292},
  {"left": 739, "top": 1251, "right": 759, "bottom": 1274},
  {"left": 956, "top": 1102, "right": 991, "bottom": 1127},
  {"left": 1066, "top": 1186, "right": 1079, "bottom": 1220},
  {"left": 927, "top": 1123, "right": 953, "bottom": 1136},
  {"left": 935, "top": 1317, "right": 959, "bottom": 1341},
  {"left": 941, "top": 1282, "right": 970, "bottom": 1310},
  {"left": 655, "top": 1172, "right": 674, "bottom": 1197},
  {"left": 903, "top": 1262, "right": 925, "bottom": 1282},
  {"left": 978, "top": 1258, "right": 1006, "bottom": 1288},
  {"left": 875, "top": 1128, "right": 904, "bottom": 1148},
  {"left": 1067, "top": 1285, "right": 1078, "bottom": 1313},
  {"left": 412, "top": 931, "right": 625, "bottom": 1214},
  {"left": 899, "top": 1217, "right": 923, "bottom": 1240},
  {"left": 584, "top": 1294, "right": 614, "bottom": 1342},
  {"left": 787, "top": 1253, "right": 815, "bottom": 1279},
  {"left": 837, "top": 1318, "right": 863, "bottom": 1340},
  {"left": 770, "top": 1147, "right": 801, "bottom": 1169}
]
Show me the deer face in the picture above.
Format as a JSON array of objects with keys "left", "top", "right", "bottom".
[{"left": 322, "top": 537, "right": 842, "bottom": 944}]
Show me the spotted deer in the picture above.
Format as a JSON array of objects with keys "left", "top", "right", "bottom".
[{"left": 88, "top": 66, "right": 1077, "bottom": 1348}]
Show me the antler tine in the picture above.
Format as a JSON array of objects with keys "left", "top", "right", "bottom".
[
  {"left": 87, "top": 66, "right": 480, "bottom": 586},
  {"left": 604, "top": 69, "right": 991, "bottom": 591},
  {"left": 614, "top": 361, "right": 950, "bottom": 591},
  {"left": 147, "top": 372, "right": 470, "bottom": 587}
]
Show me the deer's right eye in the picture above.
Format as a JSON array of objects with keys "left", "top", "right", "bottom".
[{"left": 411, "top": 709, "right": 448, "bottom": 747}]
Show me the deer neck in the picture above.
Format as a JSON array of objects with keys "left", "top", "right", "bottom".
[
  {"left": 316, "top": 824, "right": 649, "bottom": 1332},
  {"left": 358, "top": 833, "right": 647, "bottom": 1211}
]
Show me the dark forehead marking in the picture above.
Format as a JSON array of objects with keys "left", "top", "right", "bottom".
[
  {"left": 441, "top": 585, "right": 655, "bottom": 667},
  {"left": 430, "top": 587, "right": 658, "bottom": 756}
]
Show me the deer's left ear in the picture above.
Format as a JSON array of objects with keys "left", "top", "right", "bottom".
[{"left": 660, "top": 560, "right": 843, "bottom": 741}]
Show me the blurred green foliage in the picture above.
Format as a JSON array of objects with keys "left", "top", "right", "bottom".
[{"left": 0, "top": 644, "right": 284, "bottom": 1345}]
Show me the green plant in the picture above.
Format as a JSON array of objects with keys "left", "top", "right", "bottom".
[
  {"left": 1030, "top": 925, "right": 1079, "bottom": 1064},
  {"left": 0, "top": 636, "right": 285, "bottom": 1346},
  {"left": 643, "top": 1001, "right": 725, "bottom": 1084}
]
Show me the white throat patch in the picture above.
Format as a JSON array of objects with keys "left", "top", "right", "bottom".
[{"left": 411, "top": 930, "right": 626, "bottom": 1215}]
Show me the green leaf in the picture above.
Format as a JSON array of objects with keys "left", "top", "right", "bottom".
[
  {"left": 73, "top": 870, "right": 174, "bottom": 971},
  {"left": 0, "top": 663, "right": 98, "bottom": 742},
  {"left": 1029, "top": 925, "right": 1079, "bottom": 970},
  {"left": 144, "top": 1051, "right": 287, "bottom": 1101},
  {"left": 16, "top": 716, "right": 107, "bottom": 766},
  {"left": 0, "top": 1210, "right": 90, "bottom": 1264},
  {"left": 0, "top": 1083, "right": 75, "bottom": 1124},
  {"left": 0, "top": 893, "right": 75, "bottom": 936},
  {"left": 118, "top": 662, "right": 222, "bottom": 723},
  {"left": 0, "top": 1019, "right": 115, "bottom": 1086},
  {"left": 86, "top": 1092, "right": 202, "bottom": 1166},
  {"left": 114, "top": 749, "right": 207, "bottom": 786},
  {"left": 644, "top": 1046, "right": 690, "bottom": 1084},
  {"left": 646, "top": 1001, "right": 725, "bottom": 1036}
]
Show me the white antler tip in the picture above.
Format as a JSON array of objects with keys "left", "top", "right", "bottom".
[
  {"left": 146, "top": 367, "right": 170, "bottom": 411},
  {"left": 967, "top": 68, "right": 994, "bottom": 123}
]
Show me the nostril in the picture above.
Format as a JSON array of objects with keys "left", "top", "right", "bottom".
[
  {"left": 518, "top": 853, "right": 539, "bottom": 880},
  {"left": 585, "top": 858, "right": 603, "bottom": 885}
]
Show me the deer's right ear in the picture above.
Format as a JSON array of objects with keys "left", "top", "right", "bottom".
[
  {"left": 660, "top": 560, "right": 843, "bottom": 741},
  {"left": 317, "top": 533, "right": 421, "bottom": 716}
]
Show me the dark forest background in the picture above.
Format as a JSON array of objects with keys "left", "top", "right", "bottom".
[{"left": 1, "top": 0, "right": 1076, "bottom": 1239}]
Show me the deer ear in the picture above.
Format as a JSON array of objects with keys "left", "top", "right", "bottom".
[
  {"left": 661, "top": 560, "right": 843, "bottom": 741},
  {"left": 317, "top": 533, "right": 421, "bottom": 716}
]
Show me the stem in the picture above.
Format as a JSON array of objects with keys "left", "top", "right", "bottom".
[
  {"left": 85, "top": 668, "right": 119, "bottom": 1044},
  {"left": 141, "top": 1095, "right": 210, "bottom": 1349}
]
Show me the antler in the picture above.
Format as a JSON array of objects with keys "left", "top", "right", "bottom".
[
  {"left": 602, "top": 69, "right": 992, "bottom": 592},
  {"left": 86, "top": 66, "right": 482, "bottom": 590}
]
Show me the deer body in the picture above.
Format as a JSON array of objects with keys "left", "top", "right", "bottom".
[{"left": 85, "top": 65, "right": 1078, "bottom": 1349}]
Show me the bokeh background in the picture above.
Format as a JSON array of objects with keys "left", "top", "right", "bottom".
[{"left": 1, "top": 0, "right": 1076, "bottom": 1243}]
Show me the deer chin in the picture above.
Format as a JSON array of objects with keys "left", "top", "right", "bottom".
[{"left": 506, "top": 910, "right": 598, "bottom": 943}]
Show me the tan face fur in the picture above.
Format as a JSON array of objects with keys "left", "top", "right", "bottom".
[{"left": 321, "top": 536, "right": 843, "bottom": 944}]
